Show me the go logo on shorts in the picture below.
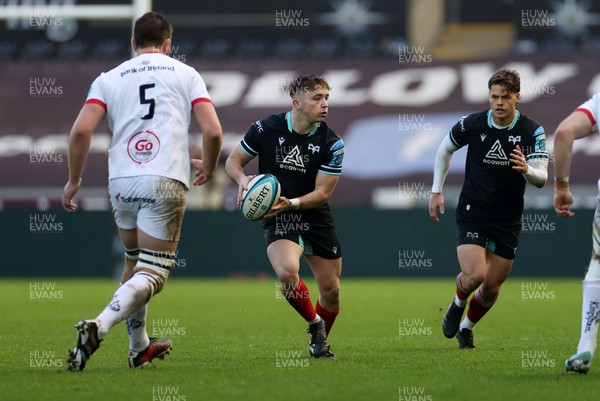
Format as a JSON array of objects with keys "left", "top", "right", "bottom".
[{"left": 127, "top": 130, "right": 161, "bottom": 164}]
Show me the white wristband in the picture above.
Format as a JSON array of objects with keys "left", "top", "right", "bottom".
[{"left": 288, "top": 198, "right": 301, "bottom": 210}]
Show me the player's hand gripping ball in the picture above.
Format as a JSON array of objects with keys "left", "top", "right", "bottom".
[{"left": 240, "top": 174, "right": 281, "bottom": 221}]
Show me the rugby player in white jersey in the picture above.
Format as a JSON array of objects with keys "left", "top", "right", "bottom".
[
  {"left": 62, "top": 11, "right": 222, "bottom": 371},
  {"left": 553, "top": 93, "right": 600, "bottom": 373}
]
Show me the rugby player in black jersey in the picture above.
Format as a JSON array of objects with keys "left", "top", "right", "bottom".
[
  {"left": 225, "top": 75, "right": 344, "bottom": 359},
  {"left": 429, "top": 69, "right": 548, "bottom": 348}
]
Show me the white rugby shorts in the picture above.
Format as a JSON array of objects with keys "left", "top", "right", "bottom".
[{"left": 108, "top": 175, "right": 186, "bottom": 241}]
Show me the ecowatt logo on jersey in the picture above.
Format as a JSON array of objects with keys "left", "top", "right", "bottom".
[
  {"left": 483, "top": 139, "right": 509, "bottom": 166},
  {"left": 276, "top": 145, "right": 308, "bottom": 173}
]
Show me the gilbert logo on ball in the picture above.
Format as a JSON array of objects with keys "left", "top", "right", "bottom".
[
  {"left": 241, "top": 174, "right": 281, "bottom": 221},
  {"left": 127, "top": 130, "right": 160, "bottom": 164}
]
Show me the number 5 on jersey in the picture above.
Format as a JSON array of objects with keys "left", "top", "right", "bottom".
[{"left": 139, "top": 83, "right": 155, "bottom": 120}]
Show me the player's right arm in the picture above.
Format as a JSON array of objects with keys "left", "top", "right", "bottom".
[
  {"left": 226, "top": 121, "right": 263, "bottom": 206},
  {"left": 429, "top": 124, "right": 462, "bottom": 222},
  {"left": 190, "top": 101, "right": 223, "bottom": 186},
  {"left": 553, "top": 108, "right": 595, "bottom": 217},
  {"left": 225, "top": 146, "right": 256, "bottom": 207},
  {"left": 62, "top": 103, "right": 105, "bottom": 211}
]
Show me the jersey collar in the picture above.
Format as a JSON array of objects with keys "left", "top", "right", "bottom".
[
  {"left": 285, "top": 111, "right": 320, "bottom": 136},
  {"left": 487, "top": 109, "right": 519, "bottom": 130}
]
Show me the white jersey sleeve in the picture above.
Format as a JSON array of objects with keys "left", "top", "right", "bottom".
[
  {"left": 575, "top": 94, "right": 599, "bottom": 133},
  {"left": 190, "top": 73, "right": 211, "bottom": 106},
  {"left": 85, "top": 77, "right": 107, "bottom": 111},
  {"left": 84, "top": 53, "right": 213, "bottom": 189},
  {"left": 575, "top": 94, "right": 600, "bottom": 189}
]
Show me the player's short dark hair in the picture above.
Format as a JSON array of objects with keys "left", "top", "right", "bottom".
[
  {"left": 287, "top": 75, "right": 331, "bottom": 98},
  {"left": 488, "top": 69, "right": 520, "bottom": 94},
  {"left": 133, "top": 12, "right": 173, "bottom": 49}
]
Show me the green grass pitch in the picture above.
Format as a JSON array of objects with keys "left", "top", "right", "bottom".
[{"left": 1, "top": 278, "right": 598, "bottom": 401}]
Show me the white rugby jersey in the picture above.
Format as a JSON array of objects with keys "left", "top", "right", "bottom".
[
  {"left": 576, "top": 94, "right": 599, "bottom": 133},
  {"left": 575, "top": 94, "right": 600, "bottom": 188},
  {"left": 85, "top": 52, "right": 211, "bottom": 189}
]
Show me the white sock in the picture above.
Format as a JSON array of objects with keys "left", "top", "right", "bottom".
[
  {"left": 126, "top": 304, "right": 150, "bottom": 353},
  {"left": 576, "top": 282, "right": 600, "bottom": 355},
  {"left": 96, "top": 274, "right": 155, "bottom": 339},
  {"left": 454, "top": 294, "right": 468, "bottom": 308},
  {"left": 459, "top": 316, "right": 475, "bottom": 331}
]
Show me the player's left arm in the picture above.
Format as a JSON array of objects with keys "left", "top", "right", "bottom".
[
  {"left": 509, "top": 126, "right": 548, "bottom": 188},
  {"left": 190, "top": 101, "right": 223, "bottom": 185},
  {"left": 264, "top": 172, "right": 340, "bottom": 218},
  {"left": 62, "top": 103, "right": 105, "bottom": 211},
  {"left": 225, "top": 145, "right": 258, "bottom": 207},
  {"left": 189, "top": 72, "right": 223, "bottom": 185}
]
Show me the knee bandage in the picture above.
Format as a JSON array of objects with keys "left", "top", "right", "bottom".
[
  {"left": 134, "top": 248, "right": 175, "bottom": 296},
  {"left": 124, "top": 247, "right": 140, "bottom": 260}
]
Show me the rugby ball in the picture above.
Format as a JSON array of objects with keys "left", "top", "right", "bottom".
[{"left": 241, "top": 174, "right": 281, "bottom": 221}]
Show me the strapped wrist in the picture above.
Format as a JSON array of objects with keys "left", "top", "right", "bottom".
[
  {"left": 288, "top": 198, "right": 301, "bottom": 210},
  {"left": 554, "top": 178, "right": 570, "bottom": 191}
]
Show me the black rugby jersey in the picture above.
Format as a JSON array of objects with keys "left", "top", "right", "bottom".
[
  {"left": 449, "top": 109, "right": 547, "bottom": 224},
  {"left": 240, "top": 111, "right": 344, "bottom": 225}
]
